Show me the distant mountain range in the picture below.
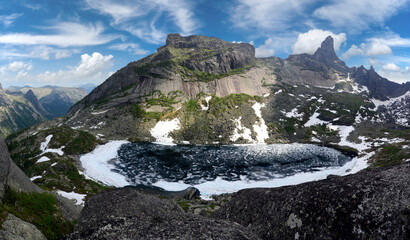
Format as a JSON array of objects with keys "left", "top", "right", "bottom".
[{"left": 0, "top": 84, "right": 88, "bottom": 137}]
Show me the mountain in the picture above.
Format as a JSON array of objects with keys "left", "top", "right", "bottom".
[
  {"left": 77, "top": 83, "right": 97, "bottom": 93},
  {"left": 6, "top": 85, "right": 88, "bottom": 119},
  {"left": 0, "top": 83, "right": 49, "bottom": 138},
  {"left": 4, "top": 34, "right": 409, "bottom": 238},
  {"left": 61, "top": 34, "right": 408, "bottom": 145}
]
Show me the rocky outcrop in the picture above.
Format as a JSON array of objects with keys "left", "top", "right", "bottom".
[
  {"left": 0, "top": 214, "right": 47, "bottom": 240},
  {"left": 213, "top": 163, "right": 410, "bottom": 240},
  {"left": 65, "top": 188, "right": 259, "bottom": 240},
  {"left": 164, "top": 33, "right": 255, "bottom": 74},
  {"left": 0, "top": 139, "right": 43, "bottom": 201},
  {"left": 350, "top": 65, "right": 410, "bottom": 100},
  {"left": 313, "top": 36, "right": 349, "bottom": 74},
  {"left": 0, "top": 138, "right": 81, "bottom": 220}
]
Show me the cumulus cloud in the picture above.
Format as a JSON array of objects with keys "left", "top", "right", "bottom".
[
  {"left": 84, "top": 0, "right": 199, "bottom": 44},
  {"left": 0, "top": 61, "right": 32, "bottom": 73},
  {"left": 0, "top": 22, "right": 118, "bottom": 47},
  {"left": 379, "top": 65, "right": 410, "bottom": 84},
  {"left": 341, "top": 33, "right": 410, "bottom": 60},
  {"left": 292, "top": 29, "right": 346, "bottom": 54},
  {"left": 1, "top": 52, "right": 114, "bottom": 86},
  {"left": 314, "top": 0, "right": 407, "bottom": 32},
  {"left": 255, "top": 38, "right": 275, "bottom": 57},
  {"left": 382, "top": 63, "right": 401, "bottom": 72}
]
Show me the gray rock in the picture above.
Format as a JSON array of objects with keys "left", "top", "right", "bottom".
[
  {"left": 213, "top": 163, "right": 410, "bottom": 240},
  {"left": 0, "top": 138, "right": 43, "bottom": 201},
  {"left": 65, "top": 188, "right": 259, "bottom": 240},
  {"left": 0, "top": 214, "right": 47, "bottom": 240},
  {"left": 0, "top": 138, "right": 81, "bottom": 221}
]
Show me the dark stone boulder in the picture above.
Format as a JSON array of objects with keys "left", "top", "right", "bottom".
[
  {"left": 212, "top": 163, "right": 410, "bottom": 240},
  {"left": 65, "top": 188, "right": 259, "bottom": 240}
]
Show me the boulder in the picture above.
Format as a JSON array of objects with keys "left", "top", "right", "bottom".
[
  {"left": 0, "top": 139, "right": 42, "bottom": 201},
  {"left": 65, "top": 188, "right": 259, "bottom": 240},
  {"left": 0, "top": 214, "right": 47, "bottom": 240},
  {"left": 213, "top": 163, "right": 410, "bottom": 240}
]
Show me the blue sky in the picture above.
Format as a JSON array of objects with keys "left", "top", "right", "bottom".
[{"left": 1, "top": 0, "right": 410, "bottom": 87}]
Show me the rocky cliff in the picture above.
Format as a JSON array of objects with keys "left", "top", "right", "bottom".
[
  {"left": 213, "top": 163, "right": 410, "bottom": 240},
  {"left": 65, "top": 188, "right": 259, "bottom": 240}
]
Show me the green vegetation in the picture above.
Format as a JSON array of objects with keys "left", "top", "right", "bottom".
[
  {"left": 177, "top": 200, "right": 190, "bottom": 212},
  {"left": 371, "top": 145, "right": 410, "bottom": 168},
  {"left": 178, "top": 64, "right": 254, "bottom": 82},
  {"left": 42, "top": 127, "right": 98, "bottom": 155},
  {"left": 1, "top": 188, "right": 74, "bottom": 239},
  {"left": 184, "top": 99, "right": 200, "bottom": 112}
]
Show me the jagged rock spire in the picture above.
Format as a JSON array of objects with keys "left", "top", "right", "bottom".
[{"left": 314, "top": 36, "right": 349, "bottom": 74}]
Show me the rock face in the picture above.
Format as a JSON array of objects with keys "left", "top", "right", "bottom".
[
  {"left": 0, "top": 214, "right": 47, "bottom": 240},
  {"left": 65, "top": 188, "right": 259, "bottom": 240},
  {"left": 0, "top": 138, "right": 81, "bottom": 220},
  {"left": 0, "top": 138, "right": 43, "bottom": 200},
  {"left": 164, "top": 33, "right": 255, "bottom": 74},
  {"left": 350, "top": 65, "right": 410, "bottom": 100},
  {"left": 213, "top": 163, "right": 410, "bottom": 240}
]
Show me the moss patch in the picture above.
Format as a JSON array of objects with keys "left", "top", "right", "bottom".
[{"left": 2, "top": 188, "right": 74, "bottom": 239}]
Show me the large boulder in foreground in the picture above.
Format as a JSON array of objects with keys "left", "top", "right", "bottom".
[
  {"left": 213, "top": 163, "right": 410, "bottom": 240},
  {"left": 65, "top": 188, "right": 258, "bottom": 240}
]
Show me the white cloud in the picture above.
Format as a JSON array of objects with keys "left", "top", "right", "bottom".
[
  {"left": 255, "top": 38, "right": 275, "bottom": 57},
  {"left": 109, "top": 43, "right": 149, "bottom": 55},
  {"left": 84, "top": 0, "right": 199, "bottom": 44},
  {"left": 341, "top": 33, "right": 410, "bottom": 60},
  {"left": 55, "top": 50, "right": 72, "bottom": 59},
  {"left": 366, "top": 42, "right": 392, "bottom": 56},
  {"left": 379, "top": 65, "right": 410, "bottom": 84},
  {"left": 0, "top": 61, "right": 32, "bottom": 73},
  {"left": 231, "top": 0, "right": 312, "bottom": 31},
  {"left": 314, "top": 0, "right": 408, "bottom": 32},
  {"left": 0, "top": 13, "right": 23, "bottom": 28},
  {"left": 0, "top": 22, "right": 118, "bottom": 47},
  {"left": 292, "top": 29, "right": 346, "bottom": 54},
  {"left": 1, "top": 52, "right": 114, "bottom": 86},
  {"left": 382, "top": 63, "right": 401, "bottom": 72}
]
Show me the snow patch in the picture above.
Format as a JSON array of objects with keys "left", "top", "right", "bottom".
[
  {"left": 283, "top": 108, "right": 304, "bottom": 119},
  {"left": 40, "top": 135, "right": 64, "bottom": 156},
  {"left": 150, "top": 119, "right": 181, "bottom": 144},
  {"left": 30, "top": 176, "right": 42, "bottom": 181},
  {"left": 80, "top": 140, "right": 130, "bottom": 187},
  {"left": 252, "top": 102, "right": 269, "bottom": 143},
  {"left": 304, "top": 111, "right": 329, "bottom": 127},
  {"left": 36, "top": 156, "right": 50, "bottom": 163},
  {"left": 57, "top": 190, "right": 86, "bottom": 206},
  {"left": 200, "top": 96, "right": 212, "bottom": 111},
  {"left": 91, "top": 110, "right": 108, "bottom": 115},
  {"left": 230, "top": 117, "right": 254, "bottom": 143}
]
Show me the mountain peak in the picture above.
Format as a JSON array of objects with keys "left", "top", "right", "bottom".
[
  {"left": 313, "top": 36, "right": 348, "bottom": 74},
  {"left": 314, "top": 36, "right": 337, "bottom": 61}
]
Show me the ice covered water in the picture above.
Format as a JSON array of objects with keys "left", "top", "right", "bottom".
[{"left": 113, "top": 143, "right": 351, "bottom": 186}]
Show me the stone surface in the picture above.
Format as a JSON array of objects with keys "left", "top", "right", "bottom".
[
  {"left": 0, "top": 139, "right": 43, "bottom": 200},
  {"left": 0, "top": 214, "right": 47, "bottom": 240},
  {"left": 350, "top": 65, "right": 410, "bottom": 100},
  {"left": 213, "top": 163, "right": 410, "bottom": 240},
  {"left": 65, "top": 188, "right": 259, "bottom": 240}
]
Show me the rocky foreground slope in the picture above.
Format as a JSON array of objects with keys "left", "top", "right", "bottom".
[{"left": 64, "top": 163, "right": 409, "bottom": 239}]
